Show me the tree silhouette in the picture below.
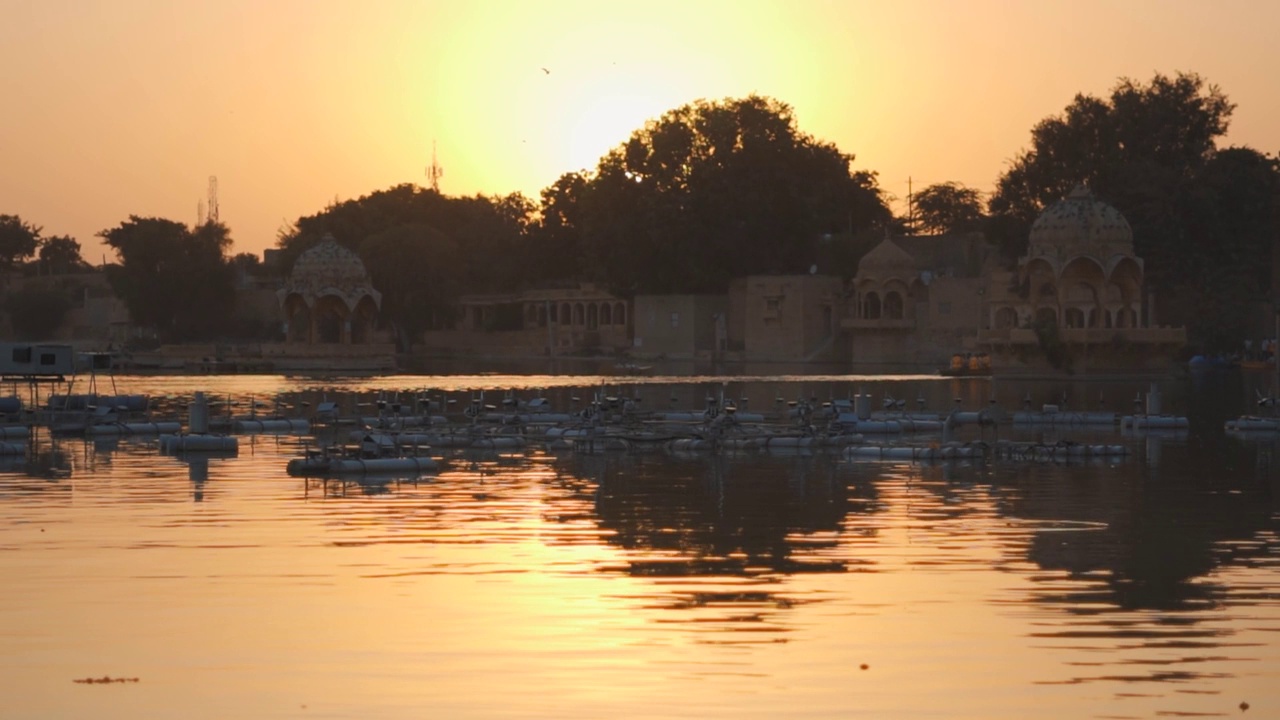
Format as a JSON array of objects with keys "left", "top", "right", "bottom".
[
  {"left": 910, "top": 182, "right": 985, "bottom": 235},
  {"left": 539, "top": 95, "right": 890, "bottom": 295},
  {"left": 37, "top": 235, "right": 88, "bottom": 274},
  {"left": 99, "top": 217, "right": 236, "bottom": 341},
  {"left": 0, "top": 214, "right": 42, "bottom": 268}
]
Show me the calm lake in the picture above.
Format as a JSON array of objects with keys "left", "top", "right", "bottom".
[{"left": 2, "top": 371, "right": 1278, "bottom": 719}]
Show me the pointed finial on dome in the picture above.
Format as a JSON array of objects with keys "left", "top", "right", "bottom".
[{"left": 1068, "top": 184, "right": 1092, "bottom": 199}]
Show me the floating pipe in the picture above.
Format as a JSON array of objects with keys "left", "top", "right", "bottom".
[
  {"left": 85, "top": 421, "right": 182, "bottom": 436},
  {"left": 1225, "top": 416, "right": 1280, "bottom": 431},
  {"left": 1012, "top": 411, "right": 1118, "bottom": 426},
  {"left": 0, "top": 425, "right": 30, "bottom": 440},
  {"left": 233, "top": 418, "right": 311, "bottom": 433},
  {"left": 1122, "top": 415, "right": 1189, "bottom": 430},
  {"left": 159, "top": 434, "right": 239, "bottom": 453},
  {"left": 843, "top": 445, "right": 972, "bottom": 461},
  {"left": 990, "top": 442, "right": 1128, "bottom": 459},
  {"left": 286, "top": 455, "right": 438, "bottom": 476}
]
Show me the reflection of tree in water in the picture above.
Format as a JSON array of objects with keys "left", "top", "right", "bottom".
[
  {"left": 1001, "top": 452, "right": 1276, "bottom": 612},
  {"left": 552, "top": 451, "right": 875, "bottom": 578}
]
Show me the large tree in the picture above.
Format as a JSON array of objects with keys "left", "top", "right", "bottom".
[
  {"left": 541, "top": 95, "right": 891, "bottom": 294},
  {"left": 910, "top": 182, "right": 985, "bottom": 235},
  {"left": 359, "top": 223, "right": 463, "bottom": 351},
  {"left": 4, "top": 288, "right": 71, "bottom": 339},
  {"left": 37, "top": 235, "right": 89, "bottom": 274},
  {"left": 99, "top": 217, "right": 236, "bottom": 341},
  {"left": 0, "top": 214, "right": 42, "bottom": 268}
]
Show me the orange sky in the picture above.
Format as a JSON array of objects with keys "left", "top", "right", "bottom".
[{"left": 2, "top": 0, "right": 1278, "bottom": 260}]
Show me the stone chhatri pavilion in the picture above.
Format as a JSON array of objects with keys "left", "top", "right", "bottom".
[
  {"left": 277, "top": 234, "right": 383, "bottom": 345},
  {"left": 980, "top": 185, "right": 1185, "bottom": 372}
]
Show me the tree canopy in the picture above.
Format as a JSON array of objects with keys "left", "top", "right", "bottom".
[
  {"left": 37, "top": 235, "right": 88, "bottom": 274},
  {"left": 0, "top": 214, "right": 42, "bottom": 268},
  {"left": 278, "top": 184, "right": 533, "bottom": 295},
  {"left": 910, "top": 182, "right": 986, "bottom": 235},
  {"left": 360, "top": 223, "right": 463, "bottom": 350},
  {"left": 534, "top": 95, "right": 891, "bottom": 295},
  {"left": 99, "top": 217, "right": 236, "bottom": 341}
]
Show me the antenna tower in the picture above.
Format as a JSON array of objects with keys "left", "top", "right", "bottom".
[
  {"left": 207, "top": 176, "right": 220, "bottom": 224},
  {"left": 907, "top": 176, "right": 914, "bottom": 232},
  {"left": 426, "top": 141, "right": 444, "bottom": 193}
]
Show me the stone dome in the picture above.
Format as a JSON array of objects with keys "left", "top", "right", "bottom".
[
  {"left": 281, "top": 234, "right": 381, "bottom": 311},
  {"left": 1028, "top": 186, "right": 1133, "bottom": 260},
  {"left": 289, "top": 236, "right": 372, "bottom": 290}
]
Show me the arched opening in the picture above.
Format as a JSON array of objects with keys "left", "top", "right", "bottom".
[
  {"left": 283, "top": 294, "right": 311, "bottom": 343},
  {"left": 1087, "top": 308, "right": 1100, "bottom": 329},
  {"left": 1064, "top": 307, "right": 1085, "bottom": 328},
  {"left": 351, "top": 295, "right": 379, "bottom": 344},
  {"left": 864, "top": 292, "right": 881, "bottom": 320},
  {"left": 573, "top": 303, "right": 585, "bottom": 325},
  {"left": 995, "top": 307, "right": 1017, "bottom": 329},
  {"left": 587, "top": 304, "right": 598, "bottom": 330},
  {"left": 601, "top": 303, "right": 612, "bottom": 325},
  {"left": 1035, "top": 307, "right": 1057, "bottom": 327},
  {"left": 314, "top": 296, "right": 348, "bottom": 344},
  {"left": 884, "top": 291, "right": 903, "bottom": 320},
  {"left": 560, "top": 303, "right": 571, "bottom": 325}
]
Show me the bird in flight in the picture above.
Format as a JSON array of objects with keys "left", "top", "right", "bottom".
[{"left": 541, "top": 67, "right": 550, "bottom": 75}]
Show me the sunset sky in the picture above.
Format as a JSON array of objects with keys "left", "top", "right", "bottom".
[{"left": 2, "top": 0, "right": 1279, "bottom": 259}]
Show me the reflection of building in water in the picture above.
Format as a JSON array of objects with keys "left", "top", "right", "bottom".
[
  {"left": 1006, "top": 456, "right": 1273, "bottom": 612},
  {"left": 277, "top": 234, "right": 383, "bottom": 345}
]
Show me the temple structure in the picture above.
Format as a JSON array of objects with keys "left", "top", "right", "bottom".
[
  {"left": 978, "top": 186, "right": 1185, "bottom": 373},
  {"left": 277, "top": 235, "right": 383, "bottom": 345},
  {"left": 843, "top": 187, "right": 1185, "bottom": 374}
]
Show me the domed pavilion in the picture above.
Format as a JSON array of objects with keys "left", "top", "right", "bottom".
[
  {"left": 277, "top": 235, "right": 382, "bottom": 344},
  {"left": 990, "top": 185, "right": 1145, "bottom": 331}
]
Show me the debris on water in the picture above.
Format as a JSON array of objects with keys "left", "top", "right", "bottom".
[
  {"left": 860, "top": 664, "right": 869, "bottom": 670},
  {"left": 73, "top": 676, "right": 139, "bottom": 684},
  {"left": 1240, "top": 701, "right": 1250, "bottom": 712}
]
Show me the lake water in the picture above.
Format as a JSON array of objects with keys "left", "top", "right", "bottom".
[{"left": 2, "top": 372, "right": 1278, "bottom": 719}]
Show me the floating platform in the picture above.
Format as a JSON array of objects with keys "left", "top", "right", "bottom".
[{"left": 1225, "top": 416, "right": 1280, "bottom": 431}]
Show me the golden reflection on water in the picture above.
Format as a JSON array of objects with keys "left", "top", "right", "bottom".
[{"left": 0, "top": 375, "right": 1278, "bottom": 719}]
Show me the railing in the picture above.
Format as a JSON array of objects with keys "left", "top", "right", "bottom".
[{"left": 840, "top": 317, "right": 916, "bottom": 331}]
